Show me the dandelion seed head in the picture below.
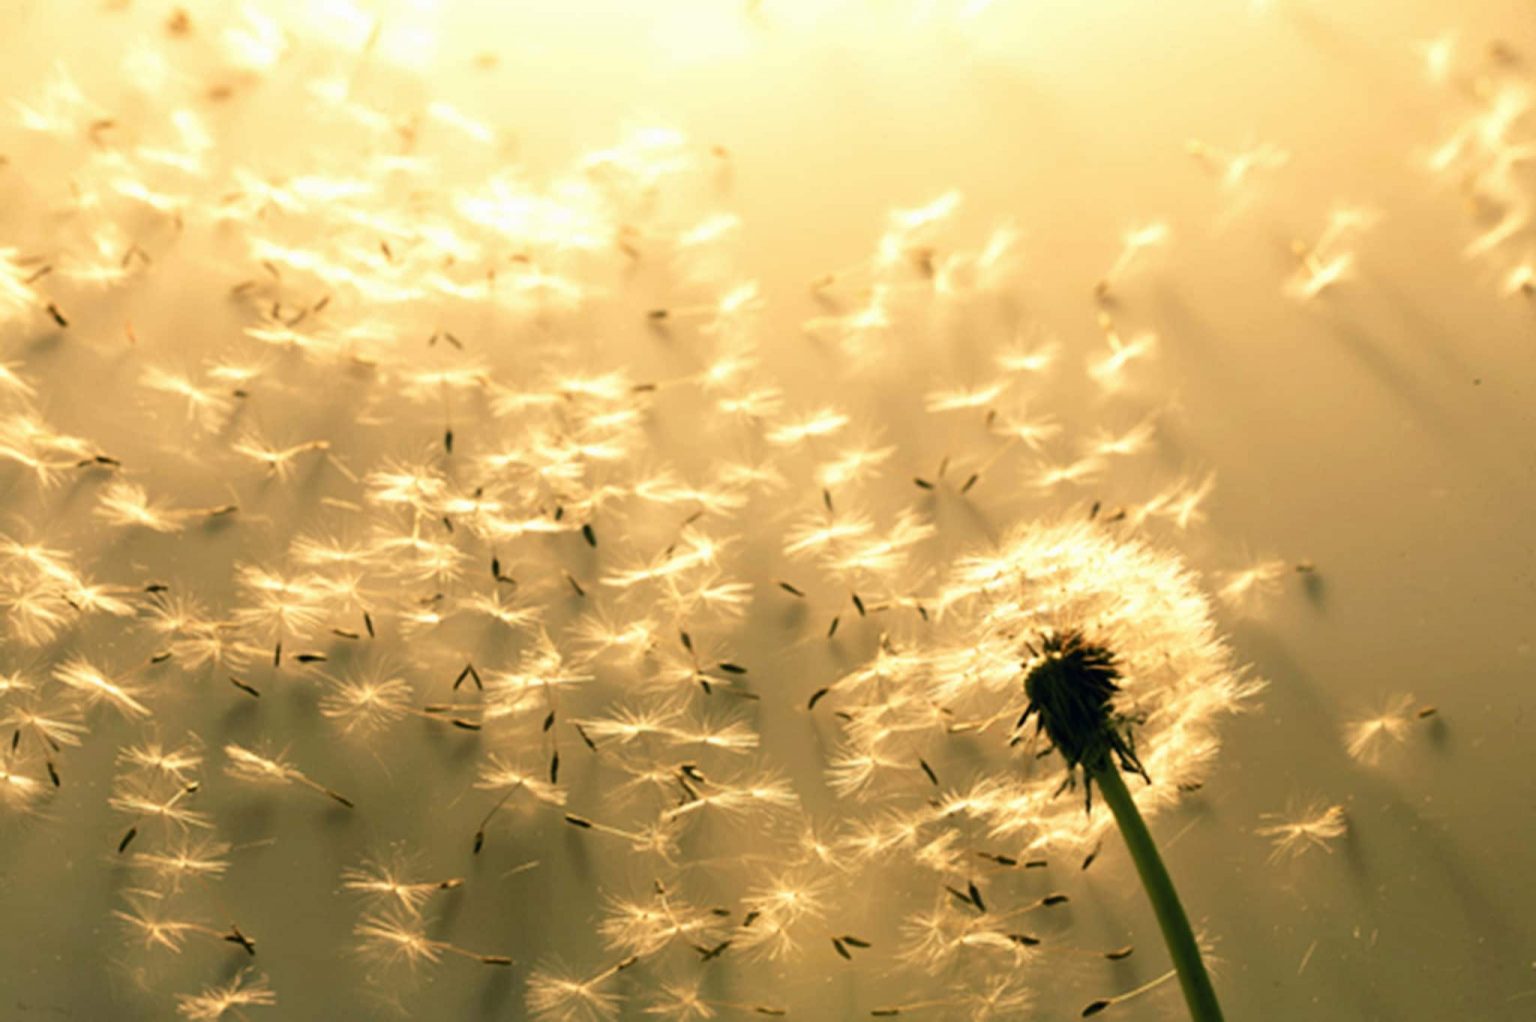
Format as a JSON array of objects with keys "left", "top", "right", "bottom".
[{"left": 835, "top": 520, "right": 1268, "bottom": 851}]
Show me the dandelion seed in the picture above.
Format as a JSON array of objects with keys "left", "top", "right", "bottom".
[
  {"left": 1088, "top": 313, "right": 1157, "bottom": 392},
  {"left": 1097, "top": 222, "right": 1170, "bottom": 298},
  {"left": 129, "top": 837, "right": 231, "bottom": 892},
  {"left": 355, "top": 910, "right": 511, "bottom": 970},
  {"left": 117, "top": 737, "right": 202, "bottom": 782},
  {"left": 318, "top": 667, "right": 426, "bottom": 735},
  {"left": 766, "top": 408, "right": 850, "bottom": 447},
  {"left": 342, "top": 851, "right": 464, "bottom": 913},
  {"left": 224, "top": 743, "right": 353, "bottom": 808},
  {"left": 52, "top": 658, "right": 151, "bottom": 718},
  {"left": 1258, "top": 801, "right": 1348, "bottom": 861},
  {"left": 175, "top": 969, "right": 276, "bottom": 1020},
  {"left": 1217, "top": 558, "right": 1290, "bottom": 613},
  {"left": 4, "top": 693, "right": 87, "bottom": 756},
  {"left": 926, "top": 380, "right": 1010, "bottom": 414},
  {"left": 734, "top": 873, "right": 828, "bottom": 959},
  {"left": 527, "top": 955, "right": 638, "bottom": 1021},
  {"left": 1343, "top": 692, "right": 1419, "bottom": 765},
  {"left": 115, "top": 893, "right": 254, "bottom": 956},
  {"left": 600, "top": 887, "right": 722, "bottom": 956},
  {"left": 110, "top": 777, "right": 211, "bottom": 840},
  {"left": 229, "top": 676, "right": 260, "bottom": 698},
  {"left": 0, "top": 761, "right": 47, "bottom": 812},
  {"left": 1186, "top": 139, "right": 1289, "bottom": 192},
  {"left": 1079, "top": 968, "right": 1179, "bottom": 1017},
  {"left": 232, "top": 435, "right": 331, "bottom": 480},
  {"left": 1287, "top": 206, "right": 1377, "bottom": 300}
]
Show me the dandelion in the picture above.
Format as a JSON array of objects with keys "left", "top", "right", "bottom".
[
  {"left": 175, "top": 969, "right": 276, "bottom": 1020},
  {"left": 816, "top": 442, "right": 896, "bottom": 490},
  {"left": 52, "top": 658, "right": 151, "bottom": 719},
  {"left": 925, "top": 380, "right": 1010, "bottom": 414},
  {"left": 0, "top": 362, "right": 35, "bottom": 400},
  {"left": 1085, "top": 417, "right": 1157, "bottom": 460},
  {"left": 1186, "top": 139, "right": 1289, "bottom": 192},
  {"left": 231, "top": 434, "right": 331, "bottom": 480},
  {"left": 996, "top": 331, "right": 1059, "bottom": 375},
  {"left": 917, "top": 520, "right": 1260, "bottom": 1021},
  {"left": 469, "top": 755, "right": 567, "bottom": 852},
  {"left": 117, "top": 737, "right": 203, "bottom": 784},
  {"left": 599, "top": 887, "right": 722, "bottom": 956},
  {"left": 320, "top": 667, "right": 470, "bottom": 735},
  {"left": 1286, "top": 206, "right": 1377, "bottom": 300},
  {"left": 62, "top": 579, "right": 137, "bottom": 618},
  {"left": 643, "top": 981, "right": 789, "bottom": 1019},
  {"left": 231, "top": 565, "right": 331, "bottom": 660},
  {"left": 765, "top": 408, "right": 851, "bottom": 447},
  {"left": 526, "top": 955, "right": 639, "bottom": 1022},
  {"left": 1136, "top": 472, "right": 1217, "bottom": 531},
  {"left": 1257, "top": 801, "right": 1348, "bottom": 861},
  {"left": 115, "top": 893, "right": 255, "bottom": 956},
  {"left": 1088, "top": 313, "right": 1157, "bottom": 392},
  {"left": 1032, "top": 454, "right": 1105, "bottom": 492},
  {"left": 1077, "top": 968, "right": 1181, "bottom": 1018},
  {"left": 353, "top": 909, "right": 512, "bottom": 969},
  {"left": 988, "top": 406, "right": 1061, "bottom": 454},
  {"left": 0, "top": 759, "right": 48, "bottom": 812},
  {"left": 341, "top": 850, "right": 465, "bottom": 914},
  {"left": 95, "top": 480, "right": 187, "bottom": 533},
  {"left": 3, "top": 694, "right": 87, "bottom": 757},
  {"left": 735, "top": 873, "right": 829, "bottom": 960},
  {"left": 169, "top": 624, "right": 260, "bottom": 673},
  {"left": 129, "top": 837, "right": 232, "bottom": 892},
  {"left": 1097, "top": 221, "right": 1171, "bottom": 297},
  {"left": 605, "top": 530, "right": 726, "bottom": 588},
  {"left": 572, "top": 613, "right": 660, "bottom": 665},
  {"left": 0, "top": 250, "right": 40, "bottom": 327},
  {"left": 223, "top": 743, "right": 354, "bottom": 808},
  {"left": 1343, "top": 692, "right": 1419, "bottom": 765},
  {"left": 1216, "top": 558, "right": 1290, "bottom": 613},
  {"left": 110, "top": 780, "right": 213, "bottom": 837},
  {"left": 1502, "top": 261, "right": 1536, "bottom": 298},
  {"left": 140, "top": 367, "right": 236, "bottom": 433}
]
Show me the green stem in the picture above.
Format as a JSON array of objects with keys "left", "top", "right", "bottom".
[{"left": 1091, "top": 763, "right": 1225, "bottom": 1022}]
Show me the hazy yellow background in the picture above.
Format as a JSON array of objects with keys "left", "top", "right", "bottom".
[{"left": 1, "top": 1, "right": 1534, "bottom": 1019}]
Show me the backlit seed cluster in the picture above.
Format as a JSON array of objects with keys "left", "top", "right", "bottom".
[{"left": 0, "top": 2, "right": 1467, "bottom": 1019}]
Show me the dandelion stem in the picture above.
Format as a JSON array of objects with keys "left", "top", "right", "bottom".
[{"left": 1090, "top": 764, "right": 1223, "bottom": 1022}]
